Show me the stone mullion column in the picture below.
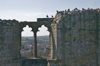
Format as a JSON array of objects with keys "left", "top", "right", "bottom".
[
  {"left": 33, "top": 31, "right": 37, "bottom": 57},
  {"left": 30, "top": 23, "right": 42, "bottom": 57},
  {"left": 31, "top": 25, "right": 39, "bottom": 58}
]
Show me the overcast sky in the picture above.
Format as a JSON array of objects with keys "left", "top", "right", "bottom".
[{"left": 0, "top": 0, "right": 100, "bottom": 36}]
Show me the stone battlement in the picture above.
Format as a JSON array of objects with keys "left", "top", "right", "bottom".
[{"left": 0, "top": 19, "right": 19, "bottom": 26}]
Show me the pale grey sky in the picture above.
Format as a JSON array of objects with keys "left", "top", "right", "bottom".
[{"left": 0, "top": 0, "right": 100, "bottom": 36}]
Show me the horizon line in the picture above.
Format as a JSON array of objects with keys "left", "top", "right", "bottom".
[{"left": 22, "top": 35, "right": 49, "bottom": 37}]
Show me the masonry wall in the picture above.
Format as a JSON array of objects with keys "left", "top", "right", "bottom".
[
  {"left": 64, "top": 9, "right": 97, "bottom": 66},
  {"left": 53, "top": 9, "right": 100, "bottom": 66},
  {"left": 0, "top": 20, "right": 21, "bottom": 66}
]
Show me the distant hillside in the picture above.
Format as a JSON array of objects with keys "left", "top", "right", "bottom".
[
  {"left": 22, "top": 35, "right": 49, "bottom": 39},
  {"left": 21, "top": 35, "right": 49, "bottom": 45}
]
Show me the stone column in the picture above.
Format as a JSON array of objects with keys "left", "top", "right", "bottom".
[
  {"left": 33, "top": 31, "right": 37, "bottom": 57},
  {"left": 29, "top": 23, "right": 42, "bottom": 57},
  {"left": 30, "top": 25, "right": 39, "bottom": 58}
]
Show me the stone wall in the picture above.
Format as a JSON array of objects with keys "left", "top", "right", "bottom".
[
  {"left": 0, "top": 20, "right": 21, "bottom": 66},
  {"left": 51, "top": 8, "right": 100, "bottom": 66}
]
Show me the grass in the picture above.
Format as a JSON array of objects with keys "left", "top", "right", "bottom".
[{"left": 42, "top": 40, "right": 49, "bottom": 42}]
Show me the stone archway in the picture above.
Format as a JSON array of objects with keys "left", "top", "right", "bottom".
[{"left": 19, "top": 21, "right": 53, "bottom": 58}]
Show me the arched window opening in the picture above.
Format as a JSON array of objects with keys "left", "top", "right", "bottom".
[
  {"left": 21, "top": 25, "right": 34, "bottom": 58},
  {"left": 37, "top": 25, "right": 50, "bottom": 58}
]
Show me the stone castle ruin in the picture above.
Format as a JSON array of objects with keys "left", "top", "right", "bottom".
[{"left": 0, "top": 8, "right": 100, "bottom": 66}]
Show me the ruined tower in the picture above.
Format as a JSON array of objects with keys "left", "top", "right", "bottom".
[{"left": 0, "top": 8, "right": 100, "bottom": 66}]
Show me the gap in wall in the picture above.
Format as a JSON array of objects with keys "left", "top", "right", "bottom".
[{"left": 37, "top": 25, "right": 50, "bottom": 58}]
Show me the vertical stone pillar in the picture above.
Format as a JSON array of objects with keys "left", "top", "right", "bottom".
[
  {"left": 33, "top": 32, "right": 37, "bottom": 57},
  {"left": 30, "top": 23, "right": 39, "bottom": 57},
  {"left": 48, "top": 28, "right": 54, "bottom": 59},
  {"left": 50, "top": 32, "right": 54, "bottom": 59}
]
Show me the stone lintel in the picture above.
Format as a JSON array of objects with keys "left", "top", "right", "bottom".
[{"left": 37, "top": 18, "right": 54, "bottom": 22}]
